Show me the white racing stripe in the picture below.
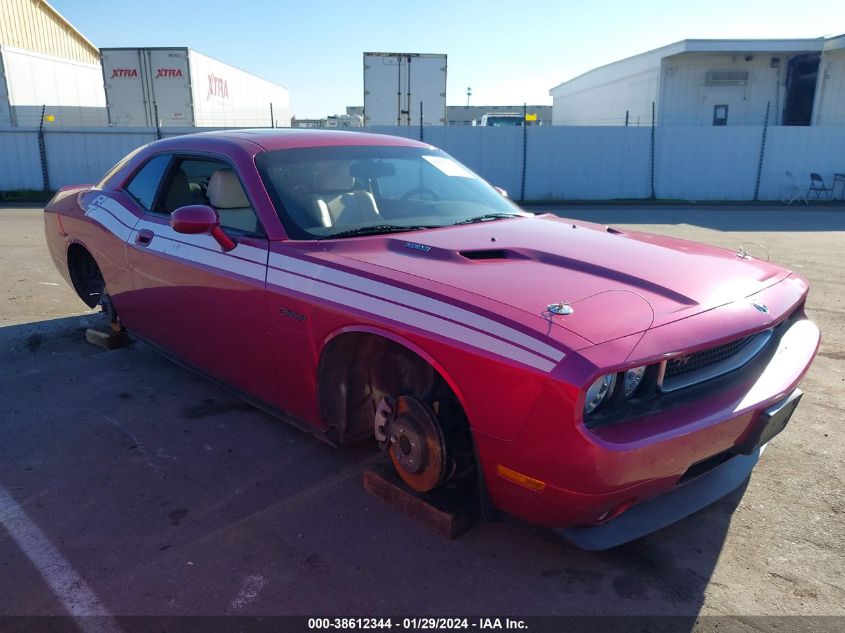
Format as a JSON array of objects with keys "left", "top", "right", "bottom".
[
  {"left": 269, "top": 253, "right": 565, "bottom": 362},
  {"left": 134, "top": 217, "right": 268, "bottom": 265},
  {"left": 0, "top": 484, "right": 122, "bottom": 632},
  {"left": 268, "top": 268, "right": 557, "bottom": 372},
  {"left": 85, "top": 196, "right": 563, "bottom": 372},
  {"left": 141, "top": 233, "right": 267, "bottom": 282},
  {"left": 88, "top": 196, "right": 267, "bottom": 267},
  {"left": 96, "top": 196, "right": 139, "bottom": 228},
  {"left": 85, "top": 206, "right": 134, "bottom": 241}
]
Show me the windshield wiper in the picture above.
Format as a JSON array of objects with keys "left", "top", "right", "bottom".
[
  {"left": 324, "top": 224, "right": 438, "bottom": 240},
  {"left": 452, "top": 212, "right": 524, "bottom": 225}
]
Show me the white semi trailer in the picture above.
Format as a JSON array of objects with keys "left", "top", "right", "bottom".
[
  {"left": 0, "top": 45, "right": 107, "bottom": 127},
  {"left": 363, "top": 52, "right": 446, "bottom": 126},
  {"left": 100, "top": 48, "right": 290, "bottom": 128}
]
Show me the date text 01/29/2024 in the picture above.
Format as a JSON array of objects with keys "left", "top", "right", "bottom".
[{"left": 307, "top": 618, "right": 528, "bottom": 630}]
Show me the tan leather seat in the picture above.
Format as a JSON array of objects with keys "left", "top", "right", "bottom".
[
  {"left": 207, "top": 170, "right": 259, "bottom": 233},
  {"left": 311, "top": 161, "right": 380, "bottom": 228}
]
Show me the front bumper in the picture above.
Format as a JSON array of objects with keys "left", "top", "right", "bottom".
[
  {"left": 475, "top": 316, "right": 820, "bottom": 542},
  {"left": 557, "top": 443, "right": 764, "bottom": 551}
]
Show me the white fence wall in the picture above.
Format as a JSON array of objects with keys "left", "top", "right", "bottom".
[
  {"left": 655, "top": 127, "right": 762, "bottom": 200},
  {"left": 759, "top": 127, "right": 845, "bottom": 200},
  {"left": 526, "top": 127, "right": 651, "bottom": 199},
  {"left": 0, "top": 127, "right": 234, "bottom": 191},
  {"left": 0, "top": 129, "right": 41, "bottom": 189},
  {"left": 43, "top": 130, "right": 152, "bottom": 187},
  {"left": 1, "top": 125, "right": 844, "bottom": 201}
]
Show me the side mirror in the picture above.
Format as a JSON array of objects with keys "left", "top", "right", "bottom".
[
  {"left": 494, "top": 186, "right": 509, "bottom": 198},
  {"left": 171, "top": 205, "right": 235, "bottom": 252}
]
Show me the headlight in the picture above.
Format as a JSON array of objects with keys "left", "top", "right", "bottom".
[
  {"left": 584, "top": 373, "right": 617, "bottom": 415},
  {"left": 623, "top": 366, "right": 646, "bottom": 398}
]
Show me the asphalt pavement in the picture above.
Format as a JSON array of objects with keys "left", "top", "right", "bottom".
[{"left": 0, "top": 204, "right": 842, "bottom": 625}]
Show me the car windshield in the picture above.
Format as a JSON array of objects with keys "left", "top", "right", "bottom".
[{"left": 255, "top": 145, "right": 529, "bottom": 239}]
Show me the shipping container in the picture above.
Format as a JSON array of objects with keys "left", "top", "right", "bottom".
[
  {"left": 363, "top": 52, "right": 446, "bottom": 126},
  {"left": 0, "top": 45, "right": 107, "bottom": 127},
  {"left": 100, "top": 48, "right": 290, "bottom": 128}
]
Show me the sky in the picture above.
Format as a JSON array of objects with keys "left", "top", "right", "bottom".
[{"left": 51, "top": 0, "right": 845, "bottom": 118}]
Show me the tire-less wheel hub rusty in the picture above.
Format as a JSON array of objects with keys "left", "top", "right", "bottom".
[{"left": 377, "top": 395, "right": 447, "bottom": 492}]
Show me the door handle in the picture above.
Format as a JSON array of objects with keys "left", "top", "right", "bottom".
[{"left": 135, "top": 229, "right": 154, "bottom": 246}]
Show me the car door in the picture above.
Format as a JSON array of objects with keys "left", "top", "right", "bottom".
[{"left": 122, "top": 153, "right": 278, "bottom": 406}]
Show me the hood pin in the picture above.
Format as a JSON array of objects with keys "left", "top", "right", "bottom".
[{"left": 547, "top": 301, "right": 574, "bottom": 316}]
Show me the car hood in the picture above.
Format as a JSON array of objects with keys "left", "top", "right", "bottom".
[{"left": 320, "top": 214, "right": 791, "bottom": 345}]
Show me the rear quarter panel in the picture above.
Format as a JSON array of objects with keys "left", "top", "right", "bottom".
[{"left": 45, "top": 186, "right": 137, "bottom": 311}]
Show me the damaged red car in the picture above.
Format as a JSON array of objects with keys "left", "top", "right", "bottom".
[{"left": 44, "top": 130, "right": 820, "bottom": 549}]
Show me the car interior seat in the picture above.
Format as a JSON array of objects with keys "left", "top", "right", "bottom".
[
  {"left": 310, "top": 161, "right": 380, "bottom": 228},
  {"left": 207, "top": 170, "right": 259, "bottom": 234},
  {"left": 163, "top": 169, "right": 205, "bottom": 213}
]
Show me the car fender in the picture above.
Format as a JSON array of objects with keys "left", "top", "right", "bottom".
[{"left": 319, "top": 324, "right": 475, "bottom": 427}]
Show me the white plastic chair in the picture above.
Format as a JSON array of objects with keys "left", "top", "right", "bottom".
[{"left": 783, "top": 171, "right": 808, "bottom": 205}]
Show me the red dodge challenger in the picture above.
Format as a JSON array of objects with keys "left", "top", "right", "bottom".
[{"left": 44, "top": 130, "right": 819, "bottom": 549}]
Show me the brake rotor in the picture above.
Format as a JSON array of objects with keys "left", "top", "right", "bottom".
[{"left": 386, "top": 395, "right": 447, "bottom": 492}]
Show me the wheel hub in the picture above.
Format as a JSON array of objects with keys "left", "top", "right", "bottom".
[
  {"left": 390, "top": 414, "right": 429, "bottom": 474},
  {"left": 376, "top": 394, "right": 448, "bottom": 492}
]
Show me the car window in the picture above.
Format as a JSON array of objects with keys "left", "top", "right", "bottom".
[
  {"left": 256, "top": 145, "right": 525, "bottom": 240},
  {"left": 125, "top": 154, "right": 171, "bottom": 210},
  {"left": 158, "top": 157, "right": 263, "bottom": 236},
  {"left": 98, "top": 144, "right": 148, "bottom": 188},
  {"left": 157, "top": 158, "right": 220, "bottom": 214}
]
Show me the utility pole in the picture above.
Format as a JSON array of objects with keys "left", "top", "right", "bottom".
[{"left": 38, "top": 105, "right": 51, "bottom": 192}]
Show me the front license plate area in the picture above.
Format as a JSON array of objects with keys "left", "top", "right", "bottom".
[{"left": 733, "top": 389, "right": 802, "bottom": 455}]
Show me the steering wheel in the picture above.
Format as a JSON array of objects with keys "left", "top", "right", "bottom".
[{"left": 400, "top": 186, "right": 439, "bottom": 202}]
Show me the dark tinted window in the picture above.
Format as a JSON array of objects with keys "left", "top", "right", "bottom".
[{"left": 125, "top": 155, "right": 171, "bottom": 210}]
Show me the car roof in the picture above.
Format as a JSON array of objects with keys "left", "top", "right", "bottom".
[{"left": 184, "top": 128, "right": 433, "bottom": 152}]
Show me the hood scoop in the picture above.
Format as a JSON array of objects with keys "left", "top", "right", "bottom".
[{"left": 459, "top": 248, "right": 526, "bottom": 261}]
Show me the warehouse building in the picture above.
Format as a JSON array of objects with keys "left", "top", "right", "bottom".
[
  {"left": 550, "top": 35, "right": 845, "bottom": 127},
  {"left": 2, "top": 1, "right": 290, "bottom": 128},
  {"left": 0, "top": 0, "right": 107, "bottom": 126}
]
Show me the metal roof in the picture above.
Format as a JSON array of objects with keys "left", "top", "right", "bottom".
[
  {"left": 37, "top": 0, "right": 98, "bottom": 56},
  {"left": 550, "top": 35, "right": 843, "bottom": 94}
]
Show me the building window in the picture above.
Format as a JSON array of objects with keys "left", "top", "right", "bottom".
[{"left": 713, "top": 104, "right": 729, "bottom": 126}]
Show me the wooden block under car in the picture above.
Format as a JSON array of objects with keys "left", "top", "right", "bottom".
[
  {"left": 85, "top": 328, "right": 129, "bottom": 350},
  {"left": 362, "top": 460, "right": 476, "bottom": 539}
]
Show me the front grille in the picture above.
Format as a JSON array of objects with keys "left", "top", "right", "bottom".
[
  {"left": 665, "top": 335, "right": 755, "bottom": 380},
  {"left": 660, "top": 329, "right": 772, "bottom": 393}
]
